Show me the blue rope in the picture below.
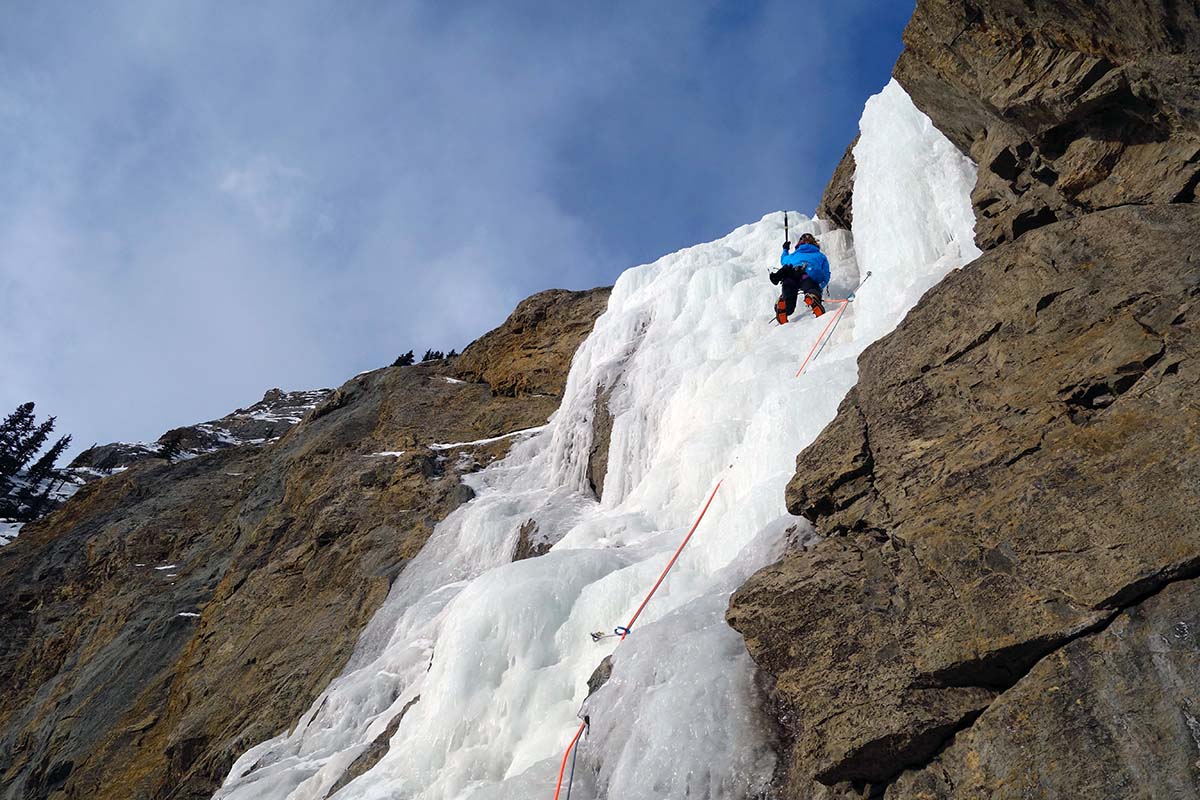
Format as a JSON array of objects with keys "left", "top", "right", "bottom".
[{"left": 564, "top": 718, "right": 586, "bottom": 800}]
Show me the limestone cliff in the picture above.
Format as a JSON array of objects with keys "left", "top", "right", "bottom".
[
  {"left": 728, "top": 1, "right": 1200, "bottom": 798},
  {"left": 0, "top": 287, "right": 609, "bottom": 800}
]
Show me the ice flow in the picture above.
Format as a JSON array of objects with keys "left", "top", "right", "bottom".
[{"left": 213, "top": 79, "right": 980, "bottom": 800}]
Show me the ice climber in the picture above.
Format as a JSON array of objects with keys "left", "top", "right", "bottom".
[{"left": 771, "top": 232, "right": 830, "bottom": 323}]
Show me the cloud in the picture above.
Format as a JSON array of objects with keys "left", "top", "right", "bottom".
[
  {"left": 218, "top": 157, "right": 316, "bottom": 233},
  {"left": 0, "top": 0, "right": 913, "bottom": 456}
]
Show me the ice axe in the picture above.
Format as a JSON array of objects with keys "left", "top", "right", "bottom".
[{"left": 771, "top": 211, "right": 790, "bottom": 277}]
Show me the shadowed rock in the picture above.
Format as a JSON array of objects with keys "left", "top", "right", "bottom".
[{"left": 816, "top": 136, "right": 858, "bottom": 231}]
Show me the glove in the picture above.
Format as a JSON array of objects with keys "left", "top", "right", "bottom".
[{"left": 782, "top": 241, "right": 791, "bottom": 250}]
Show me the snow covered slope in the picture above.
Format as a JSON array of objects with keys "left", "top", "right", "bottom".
[
  {"left": 214, "top": 79, "right": 979, "bottom": 800},
  {"left": 0, "top": 521, "right": 21, "bottom": 547}
]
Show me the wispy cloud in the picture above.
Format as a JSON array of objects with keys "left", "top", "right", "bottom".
[
  {"left": 219, "top": 157, "right": 319, "bottom": 234},
  {"left": 0, "top": 0, "right": 913, "bottom": 454}
]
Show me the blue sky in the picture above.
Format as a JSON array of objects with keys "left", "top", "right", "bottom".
[{"left": 0, "top": 1, "right": 913, "bottom": 455}]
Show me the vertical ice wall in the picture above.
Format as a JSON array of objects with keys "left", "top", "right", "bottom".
[{"left": 213, "top": 79, "right": 979, "bottom": 800}]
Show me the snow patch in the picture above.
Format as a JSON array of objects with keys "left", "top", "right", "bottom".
[
  {"left": 0, "top": 521, "right": 23, "bottom": 547},
  {"left": 427, "top": 426, "right": 549, "bottom": 451}
]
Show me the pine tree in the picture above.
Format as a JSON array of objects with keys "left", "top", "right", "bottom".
[
  {"left": 13, "top": 417, "right": 55, "bottom": 474},
  {"left": 0, "top": 403, "right": 36, "bottom": 479},
  {"left": 0, "top": 403, "right": 73, "bottom": 522},
  {"left": 392, "top": 350, "right": 415, "bottom": 367},
  {"left": 447, "top": 349, "right": 459, "bottom": 359},
  {"left": 17, "top": 434, "right": 72, "bottom": 517},
  {"left": 421, "top": 349, "right": 444, "bottom": 362},
  {"left": 24, "top": 434, "right": 70, "bottom": 487}
]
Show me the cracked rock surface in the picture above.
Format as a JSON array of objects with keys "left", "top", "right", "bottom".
[
  {"left": 891, "top": 577, "right": 1200, "bottom": 798},
  {"left": 727, "top": 204, "right": 1200, "bottom": 797},
  {"left": 894, "top": 0, "right": 1200, "bottom": 249}
]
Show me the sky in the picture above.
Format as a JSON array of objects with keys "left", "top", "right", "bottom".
[{"left": 0, "top": 0, "right": 913, "bottom": 457}]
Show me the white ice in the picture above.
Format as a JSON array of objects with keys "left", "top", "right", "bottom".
[{"left": 213, "top": 80, "right": 979, "bottom": 800}]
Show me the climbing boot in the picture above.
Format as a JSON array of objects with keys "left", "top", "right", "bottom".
[
  {"left": 775, "top": 298, "right": 789, "bottom": 325},
  {"left": 804, "top": 294, "right": 825, "bottom": 317}
]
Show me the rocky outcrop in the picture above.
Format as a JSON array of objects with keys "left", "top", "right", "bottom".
[
  {"left": 512, "top": 518, "right": 552, "bottom": 561},
  {"left": 453, "top": 287, "right": 612, "bottom": 398},
  {"left": 327, "top": 694, "right": 421, "bottom": 796},
  {"left": 0, "top": 288, "right": 608, "bottom": 800},
  {"left": 894, "top": 0, "right": 1200, "bottom": 248},
  {"left": 816, "top": 137, "right": 857, "bottom": 231},
  {"left": 729, "top": 202, "right": 1200, "bottom": 798},
  {"left": 69, "top": 388, "right": 332, "bottom": 476},
  {"left": 586, "top": 385, "right": 616, "bottom": 501}
]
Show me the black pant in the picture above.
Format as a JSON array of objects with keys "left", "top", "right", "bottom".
[{"left": 779, "top": 276, "right": 822, "bottom": 314}]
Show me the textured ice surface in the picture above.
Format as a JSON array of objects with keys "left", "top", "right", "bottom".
[{"left": 214, "top": 79, "right": 978, "bottom": 800}]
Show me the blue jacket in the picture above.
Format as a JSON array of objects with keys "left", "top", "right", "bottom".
[{"left": 781, "top": 244, "right": 831, "bottom": 289}]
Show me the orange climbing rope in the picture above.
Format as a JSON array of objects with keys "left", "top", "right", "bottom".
[
  {"left": 792, "top": 303, "right": 849, "bottom": 379},
  {"left": 550, "top": 271, "right": 872, "bottom": 798},
  {"left": 552, "top": 720, "right": 588, "bottom": 800},
  {"left": 550, "top": 480, "right": 724, "bottom": 798},
  {"left": 794, "top": 271, "right": 874, "bottom": 377},
  {"left": 618, "top": 479, "right": 723, "bottom": 640}
]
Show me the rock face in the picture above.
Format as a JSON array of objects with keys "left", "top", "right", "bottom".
[
  {"left": 816, "top": 136, "right": 857, "bottom": 231},
  {"left": 892, "top": 578, "right": 1200, "bottom": 799},
  {"left": 728, "top": 2, "right": 1200, "bottom": 797},
  {"left": 894, "top": 0, "right": 1200, "bottom": 249},
  {"left": 729, "top": 205, "right": 1200, "bottom": 795},
  {"left": 453, "top": 287, "right": 612, "bottom": 398},
  {"left": 69, "top": 388, "right": 333, "bottom": 476},
  {"left": 0, "top": 287, "right": 609, "bottom": 800}
]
